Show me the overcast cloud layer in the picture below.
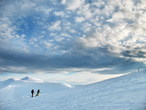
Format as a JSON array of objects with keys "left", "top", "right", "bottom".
[{"left": 0, "top": 0, "right": 146, "bottom": 74}]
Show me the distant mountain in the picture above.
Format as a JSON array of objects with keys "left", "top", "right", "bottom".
[
  {"left": 4, "top": 78, "right": 17, "bottom": 83},
  {"left": 21, "top": 76, "right": 44, "bottom": 83},
  {"left": 0, "top": 78, "right": 18, "bottom": 88}
]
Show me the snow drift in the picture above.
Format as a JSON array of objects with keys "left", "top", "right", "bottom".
[{"left": 0, "top": 71, "right": 146, "bottom": 110}]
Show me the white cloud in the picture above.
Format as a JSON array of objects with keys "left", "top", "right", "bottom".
[
  {"left": 61, "top": 0, "right": 83, "bottom": 10},
  {"left": 54, "top": 11, "right": 65, "bottom": 17},
  {"left": 2, "top": 0, "right": 37, "bottom": 17},
  {"left": 75, "top": 17, "right": 85, "bottom": 22},
  {"left": 44, "top": 42, "right": 53, "bottom": 48},
  {"left": 77, "top": 3, "right": 93, "bottom": 19},
  {"left": 49, "top": 21, "right": 61, "bottom": 31},
  {"left": 37, "top": 6, "right": 52, "bottom": 15},
  {"left": 0, "top": 17, "right": 16, "bottom": 40},
  {"left": 0, "top": 17, "right": 29, "bottom": 53}
]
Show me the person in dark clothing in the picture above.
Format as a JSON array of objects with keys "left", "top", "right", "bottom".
[
  {"left": 31, "top": 89, "right": 34, "bottom": 97},
  {"left": 35, "top": 89, "right": 40, "bottom": 96}
]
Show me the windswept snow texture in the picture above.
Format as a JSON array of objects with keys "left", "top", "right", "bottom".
[{"left": 1, "top": 71, "right": 146, "bottom": 110}]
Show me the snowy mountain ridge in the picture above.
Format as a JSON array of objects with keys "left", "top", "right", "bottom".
[
  {"left": 21, "top": 76, "right": 44, "bottom": 83},
  {"left": 0, "top": 71, "right": 146, "bottom": 110}
]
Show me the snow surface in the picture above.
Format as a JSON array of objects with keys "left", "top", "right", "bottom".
[{"left": 0, "top": 71, "right": 146, "bottom": 110}]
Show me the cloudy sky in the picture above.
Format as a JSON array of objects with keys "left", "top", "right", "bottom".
[{"left": 0, "top": 0, "right": 146, "bottom": 83}]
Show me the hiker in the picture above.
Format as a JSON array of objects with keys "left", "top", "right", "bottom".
[
  {"left": 35, "top": 89, "right": 40, "bottom": 96},
  {"left": 31, "top": 89, "right": 34, "bottom": 97}
]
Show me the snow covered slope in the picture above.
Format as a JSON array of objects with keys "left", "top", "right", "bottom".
[
  {"left": 1, "top": 71, "right": 146, "bottom": 110},
  {"left": 0, "top": 77, "right": 73, "bottom": 104}
]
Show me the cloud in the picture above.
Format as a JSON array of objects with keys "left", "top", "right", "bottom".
[
  {"left": 49, "top": 21, "right": 61, "bottom": 31},
  {"left": 75, "top": 17, "right": 85, "bottom": 22},
  {"left": 0, "top": 0, "right": 146, "bottom": 75},
  {"left": 61, "top": 0, "right": 83, "bottom": 10},
  {"left": 54, "top": 11, "right": 65, "bottom": 17}
]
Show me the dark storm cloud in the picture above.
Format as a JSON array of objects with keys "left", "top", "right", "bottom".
[
  {"left": 122, "top": 50, "right": 146, "bottom": 58},
  {"left": 0, "top": 44, "right": 143, "bottom": 74}
]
